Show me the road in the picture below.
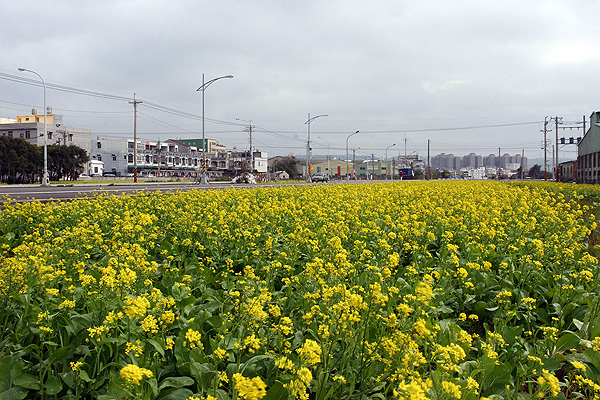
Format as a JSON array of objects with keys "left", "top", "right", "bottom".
[{"left": 0, "top": 180, "right": 351, "bottom": 203}]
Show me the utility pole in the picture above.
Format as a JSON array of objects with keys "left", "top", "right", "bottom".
[
  {"left": 427, "top": 139, "right": 430, "bottom": 180},
  {"left": 543, "top": 117, "right": 548, "bottom": 181},
  {"left": 371, "top": 153, "right": 375, "bottom": 180},
  {"left": 244, "top": 123, "right": 254, "bottom": 173},
  {"left": 498, "top": 147, "right": 501, "bottom": 180},
  {"left": 157, "top": 139, "right": 161, "bottom": 178},
  {"left": 352, "top": 147, "right": 357, "bottom": 180},
  {"left": 129, "top": 93, "right": 142, "bottom": 183},
  {"left": 555, "top": 116, "right": 560, "bottom": 182}
]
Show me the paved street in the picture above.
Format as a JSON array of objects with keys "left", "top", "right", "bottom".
[{"left": 0, "top": 180, "right": 356, "bottom": 203}]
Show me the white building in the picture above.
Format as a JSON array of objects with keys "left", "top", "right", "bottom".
[
  {"left": 464, "top": 167, "right": 486, "bottom": 180},
  {"left": 253, "top": 151, "right": 268, "bottom": 173},
  {"left": 0, "top": 110, "right": 92, "bottom": 154},
  {"left": 94, "top": 136, "right": 266, "bottom": 177}
]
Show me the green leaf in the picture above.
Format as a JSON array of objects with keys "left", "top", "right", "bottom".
[
  {"left": 264, "top": 381, "right": 287, "bottom": 400},
  {"left": 158, "top": 376, "right": 194, "bottom": 391},
  {"left": 0, "top": 356, "right": 11, "bottom": 393},
  {"left": 79, "top": 370, "right": 94, "bottom": 383},
  {"left": 148, "top": 339, "right": 165, "bottom": 357},
  {"left": 555, "top": 333, "right": 580, "bottom": 353},
  {"left": 48, "top": 345, "right": 73, "bottom": 365},
  {"left": 542, "top": 357, "right": 562, "bottom": 372},
  {"left": 45, "top": 376, "right": 63, "bottom": 395},
  {"left": 564, "top": 352, "right": 592, "bottom": 364},
  {"left": 12, "top": 374, "right": 41, "bottom": 390},
  {"left": 241, "top": 354, "right": 273, "bottom": 373},
  {"left": 0, "top": 387, "right": 28, "bottom": 400},
  {"left": 155, "top": 387, "right": 194, "bottom": 400},
  {"left": 589, "top": 313, "right": 600, "bottom": 338}
]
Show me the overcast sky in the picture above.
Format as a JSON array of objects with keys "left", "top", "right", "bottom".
[{"left": 2, "top": 0, "right": 599, "bottom": 161}]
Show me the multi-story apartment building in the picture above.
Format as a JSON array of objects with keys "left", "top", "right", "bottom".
[
  {"left": 462, "top": 153, "right": 482, "bottom": 169},
  {"left": 431, "top": 153, "right": 462, "bottom": 171},
  {"left": 432, "top": 152, "right": 526, "bottom": 173},
  {"left": 94, "top": 136, "right": 266, "bottom": 177},
  {"left": 0, "top": 110, "right": 91, "bottom": 154}
]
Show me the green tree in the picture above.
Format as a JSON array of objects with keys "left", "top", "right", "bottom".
[
  {"left": 528, "top": 164, "right": 542, "bottom": 179},
  {"left": 48, "top": 145, "right": 89, "bottom": 181},
  {"left": 272, "top": 156, "right": 300, "bottom": 179},
  {"left": 413, "top": 168, "right": 424, "bottom": 180},
  {"left": 0, "top": 135, "right": 42, "bottom": 183}
]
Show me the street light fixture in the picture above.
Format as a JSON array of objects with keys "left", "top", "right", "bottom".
[
  {"left": 197, "top": 74, "right": 233, "bottom": 184},
  {"left": 305, "top": 114, "right": 328, "bottom": 182},
  {"left": 317, "top": 136, "right": 330, "bottom": 176},
  {"left": 19, "top": 67, "right": 49, "bottom": 186},
  {"left": 346, "top": 130, "right": 359, "bottom": 180},
  {"left": 385, "top": 143, "right": 396, "bottom": 180}
]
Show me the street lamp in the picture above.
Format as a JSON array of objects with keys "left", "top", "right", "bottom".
[
  {"left": 385, "top": 143, "right": 396, "bottom": 180},
  {"left": 197, "top": 74, "right": 233, "bottom": 184},
  {"left": 305, "top": 114, "right": 328, "bottom": 182},
  {"left": 346, "top": 130, "right": 359, "bottom": 180},
  {"left": 19, "top": 67, "right": 49, "bottom": 186},
  {"left": 317, "top": 136, "right": 330, "bottom": 176}
]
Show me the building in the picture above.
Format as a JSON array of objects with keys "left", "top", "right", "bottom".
[
  {"left": 483, "top": 154, "right": 496, "bottom": 168},
  {"left": 93, "top": 136, "right": 264, "bottom": 178},
  {"left": 577, "top": 112, "right": 600, "bottom": 183},
  {"left": 462, "top": 153, "right": 482, "bottom": 169},
  {"left": 431, "top": 153, "right": 462, "bottom": 171},
  {"left": 176, "top": 138, "right": 227, "bottom": 154},
  {"left": 0, "top": 110, "right": 92, "bottom": 154},
  {"left": 559, "top": 160, "right": 576, "bottom": 182}
]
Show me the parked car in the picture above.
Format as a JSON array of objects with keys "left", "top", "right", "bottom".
[
  {"left": 103, "top": 173, "right": 116, "bottom": 177},
  {"left": 312, "top": 172, "right": 329, "bottom": 182},
  {"left": 232, "top": 172, "right": 256, "bottom": 184}
]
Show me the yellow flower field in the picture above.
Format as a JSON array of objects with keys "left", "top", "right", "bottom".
[{"left": 1, "top": 181, "right": 599, "bottom": 400}]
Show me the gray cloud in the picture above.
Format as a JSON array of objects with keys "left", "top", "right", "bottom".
[{"left": 2, "top": 0, "right": 599, "bottom": 161}]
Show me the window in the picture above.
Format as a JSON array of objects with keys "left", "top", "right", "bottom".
[
  {"left": 97, "top": 155, "right": 102, "bottom": 161},
  {"left": 20, "top": 133, "right": 24, "bottom": 138},
  {"left": 7, "top": 131, "right": 13, "bottom": 138},
  {"left": 97, "top": 141, "right": 102, "bottom": 149},
  {"left": 47, "top": 132, "right": 52, "bottom": 140},
  {"left": 25, "top": 131, "right": 31, "bottom": 139},
  {"left": 112, "top": 154, "right": 117, "bottom": 162}
]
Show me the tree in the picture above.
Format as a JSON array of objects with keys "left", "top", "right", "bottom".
[
  {"left": 47, "top": 145, "right": 89, "bottom": 181},
  {"left": 413, "top": 168, "right": 424, "bottom": 180},
  {"left": 528, "top": 164, "right": 542, "bottom": 179},
  {"left": 272, "top": 156, "right": 300, "bottom": 179},
  {"left": 0, "top": 136, "right": 42, "bottom": 183}
]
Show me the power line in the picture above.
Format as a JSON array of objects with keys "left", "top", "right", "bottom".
[{"left": 0, "top": 72, "right": 132, "bottom": 102}]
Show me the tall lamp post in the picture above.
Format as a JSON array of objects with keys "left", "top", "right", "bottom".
[
  {"left": 385, "top": 143, "right": 396, "bottom": 180},
  {"left": 346, "top": 130, "right": 359, "bottom": 180},
  {"left": 197, "top": 74, "right": 233, "bottom": 184},
  {"left": 317, "top": 136, "right": 330, "bottom": 176},
  {"left": 19, "top": 68, "right": 49, "bottom": 186},
  {"left": 304, "top": 114, "right": 328, "bottom": 182}
]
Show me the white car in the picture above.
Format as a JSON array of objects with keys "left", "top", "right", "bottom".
[{"left": 312, "top": 172, "right": 329, "bottom": 182}]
